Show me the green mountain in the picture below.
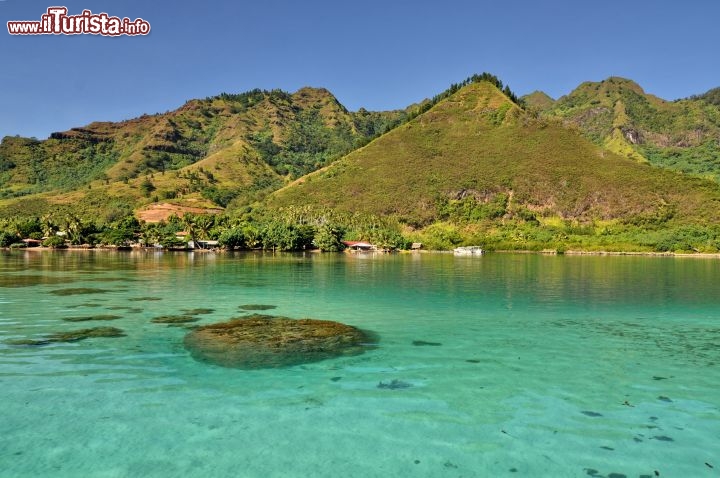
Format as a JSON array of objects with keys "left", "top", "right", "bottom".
[
  {"left": 4, "top": 75, "right": 720, "bottom": 252},
  {"left": 0, "top": 88, "right": 406, "bottom": 221},
  {"left": 521, "top": 90, "right": 555, "bottom": 110},
  {"left": 266, "top": 80, "right": 720, "bottom": 249},
  {"left": 545, "top": 77, "right": 720, "bottom": 180},
  {"left": 694, "top": 87, "right": 720, "bottom": 107}
]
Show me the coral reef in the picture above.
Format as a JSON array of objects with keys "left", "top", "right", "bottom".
[{"left": 184, "top": 315, "right": 375, "bottom": 369}]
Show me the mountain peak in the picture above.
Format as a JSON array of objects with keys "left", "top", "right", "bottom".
[
  {"left": 268, "top": 71, "right": 720, "bottom": 229},
  {"left": 602, "top": 76, "right": 645, "bottom": 93},
  {"left": 566, "top": 77, "right": 646, "bottom": 102},
  {"left": 292, "top": 87, "right": 338, "bottom": 104},
  {"left": 521, "top": 91, "right": 555, "bottom": 110}
]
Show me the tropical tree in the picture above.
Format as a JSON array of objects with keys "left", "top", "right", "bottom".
[
  {"left": 218, "top": 227, "right": 246, "bottom": 250},
  {"left": 62, "top": 214, "right": 83, "bottom": 245},
  {"left": 261, "top": 220, "right": 315, "bottom": 251},
  {"left": 313, "top": 224, "right": 345, "bottom": 252},
  {"left": 181, "top": 213, "right": 197, "bottom": 245},
  {"left": 40, "top": 214, "right": 58, "bottom": 238},
  {"left": 193, "top": 214, "right": 215, "bottom": 240},
  {"left": 42, "top": 235, "right": 67, "bottom": 248}
]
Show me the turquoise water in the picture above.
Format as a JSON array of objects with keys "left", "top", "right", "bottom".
[{"left": 1, "top": 250, "right": 718, "bottom": 477}]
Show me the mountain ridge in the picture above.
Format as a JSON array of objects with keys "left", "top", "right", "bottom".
[
  {"left": 545, "top": 77, "right": 720, "bottom": 179},
  {"left": 0, "top": 86, "right": 408, "bottom": 221},
  {"left": 2, "top": 75, "right": 720, "bottom": 230},
  {"left": 267, "top": 80, "right": 720, "bottom": 227}
]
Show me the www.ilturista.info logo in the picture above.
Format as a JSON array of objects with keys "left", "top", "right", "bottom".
[{"left": 7, "top": 7, "right": 150, "bottom": 36}]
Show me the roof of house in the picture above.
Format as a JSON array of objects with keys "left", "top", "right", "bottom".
[{"left": 342, "top": 241, "right": 374, "bottom": 247}]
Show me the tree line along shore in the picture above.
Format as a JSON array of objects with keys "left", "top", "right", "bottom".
[{"left": 4, "top": 207, "right": 720, "bottom": 254}]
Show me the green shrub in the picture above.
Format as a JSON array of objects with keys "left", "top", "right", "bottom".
[
  {"left": 313, "top": 224, "right": 345, "bottom": 252},
  {"left": 42, "top": 236, "right": 66, "bottom": 248},
  {"left": 218, "top": 227, "right": 247, "bottom": 250},
  {"left": 0, "top": 231, "right": 16, "bottom": 247},
  {"left": 419, "top": 223, "right": 463, "bottom": 250},
  {"left": 260, "top": 221, "right": 315, "bottom": 251}
]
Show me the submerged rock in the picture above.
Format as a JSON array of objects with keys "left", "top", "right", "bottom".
[
  {"left": 47, "top": 327, "right": 126, "bottom": 342},
  {"left": 151, "top": 315, "right": 200, "bottom": 324},
  {"left": 5, "top": 338, "right": 52, "bottom": 346},
  {"left": 184, "top": 315, "right": 375, "bottom": 369},
  {"left": 7, "top": 326, "right": 126, "bottom": 346},
  {"left": 63, "top": 315, "right": 123, "bottom": 322},
  {"left": 49, "top": 288, "right": 112, "bottom": 296},
  {"left": 181, "top": 308, "right": 215, "bottom": 315},
  {"left": 377, "top": 379, "right": 412, "bottom": 390},
  {"left": 412, "top": 340, "right": 442, "bottom": 346},
  {"left": 238, "top": 304, "right": 277, "bottom": 311},
  {"left": 106, "top": 306, "right": 143, "bottom": 313}
]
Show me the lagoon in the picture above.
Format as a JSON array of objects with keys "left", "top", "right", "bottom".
[{"left": 1, "top": 250, "right": 718, "bottom": 477}]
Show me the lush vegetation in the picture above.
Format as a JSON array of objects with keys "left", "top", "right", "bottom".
[
  {"left": 5, "top": 206, "right": 720, "bottom": 254},
  {"left": 547, "top": 77, "right": 720, "bottom": 181},
  {"left": 404, "top": 72, "right": 522, "bottom": 124},
  {"left": 0, "top": 207, "right": 408, "bottom": 252},
  {"left": 0, "top": 136, "right": 119, "bottom": 196},
  {"left": 688, "top": 87, "right": 720, "bottom": 107},
  {"left": 639, "top": 141, "right": 720, "bottom": 181},
  {"left": 268, "top": 81, "right": 720, "bottom": 227},
  {"left": 0, "top": 86, "right": 407, "bottom": 214},
  {"left": 4, "top": 75, "right": 720, "bottom": 255}
]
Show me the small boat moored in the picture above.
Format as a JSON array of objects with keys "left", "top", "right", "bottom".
[{"left": 453, "top": 246, "right": 484, "bottom": 256}]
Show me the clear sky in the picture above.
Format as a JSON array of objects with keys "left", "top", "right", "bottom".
[{"left": 1, "top": 0, "right": 719, "bottom": 139}]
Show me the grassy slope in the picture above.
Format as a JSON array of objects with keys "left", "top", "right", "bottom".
[
  {"left": 548, "top": 77, "right": 720, "bottom": 180},
  {"left": 268, "top": 81, "right": 720, "bottom": 226},
  {"left": 694, "top": 87, "right": 720, "bottom": 107},
  {"left": 0, "top": 88, "right": 406, "bottom": 221},
  {"left": 521, "top": 91, "right": 555, "bottom": 110}
]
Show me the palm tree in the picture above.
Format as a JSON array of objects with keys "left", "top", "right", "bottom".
[
  {"left": 194, "top": 215, "right": 214, "bottom": 241},
  {"left": 63, "top": 214, "right": 83, "bottom": 245},
  {"left": 40, "top": 214, "right": 58, "bottom": 239},
  {"left": 181, "top": 213, "right": 197, "bottom": 247}
]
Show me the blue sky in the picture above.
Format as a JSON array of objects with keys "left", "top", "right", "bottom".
[{"left": 1, "top": 0, "right": 719, "bottom": 139}]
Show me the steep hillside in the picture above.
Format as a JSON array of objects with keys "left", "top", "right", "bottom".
[
  {"left": 547, "top": 77, "right": 720, "bottom": 179},
  {"left": 0, "top": 88, "right": 406, "bottom": 221},
  {"left": 694, "top": 87, "right": 720, "bottom": 107},
  {"left": 268, "top": 81, "right": 720, "bottom": 228}
]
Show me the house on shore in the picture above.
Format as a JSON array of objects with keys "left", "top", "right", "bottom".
[
  {"left": 342, "top": 241, "right": 375, "bottom": 252},
  {"left": 191, "top": 240, "right": 219, "bottom": 250}
]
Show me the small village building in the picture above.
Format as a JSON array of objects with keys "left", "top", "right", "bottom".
[
  {"left": 342, "top": 241, "right": 375, "bottom": 251},
  {"left": 193, "top": 240, "right": 219, "bottom": 250},
  {"left": 22, "top": 239, "right": 43, "bottom": 247}
]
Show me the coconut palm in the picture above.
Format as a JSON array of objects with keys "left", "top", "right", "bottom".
[{"left": 40, "top": 214, "right": 58, "bottom": 238}]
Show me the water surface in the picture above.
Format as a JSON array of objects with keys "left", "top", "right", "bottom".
[{"left": 1, "top": 250, "right": 718, "bottom": 477}]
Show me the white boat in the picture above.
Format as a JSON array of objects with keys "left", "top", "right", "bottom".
[{"left": 453, "top": 246, "right": 484, "bottom": 256}]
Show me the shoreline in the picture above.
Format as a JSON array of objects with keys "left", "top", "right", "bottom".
[{"left": 4, "top": 246, "right": 720, "bottom": 258}]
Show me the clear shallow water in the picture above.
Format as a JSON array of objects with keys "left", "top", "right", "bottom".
[{"left": 0, "top": 250, "right": 718, "bottom": 478}]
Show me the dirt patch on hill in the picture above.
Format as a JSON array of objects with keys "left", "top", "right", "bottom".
[{"left": 136, "top": 203, "right": 223, "bottom": 223}]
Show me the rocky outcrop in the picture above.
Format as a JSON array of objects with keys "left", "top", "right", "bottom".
[{"left": 184, "top": 315, "right": 375, "bottom": 369}]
